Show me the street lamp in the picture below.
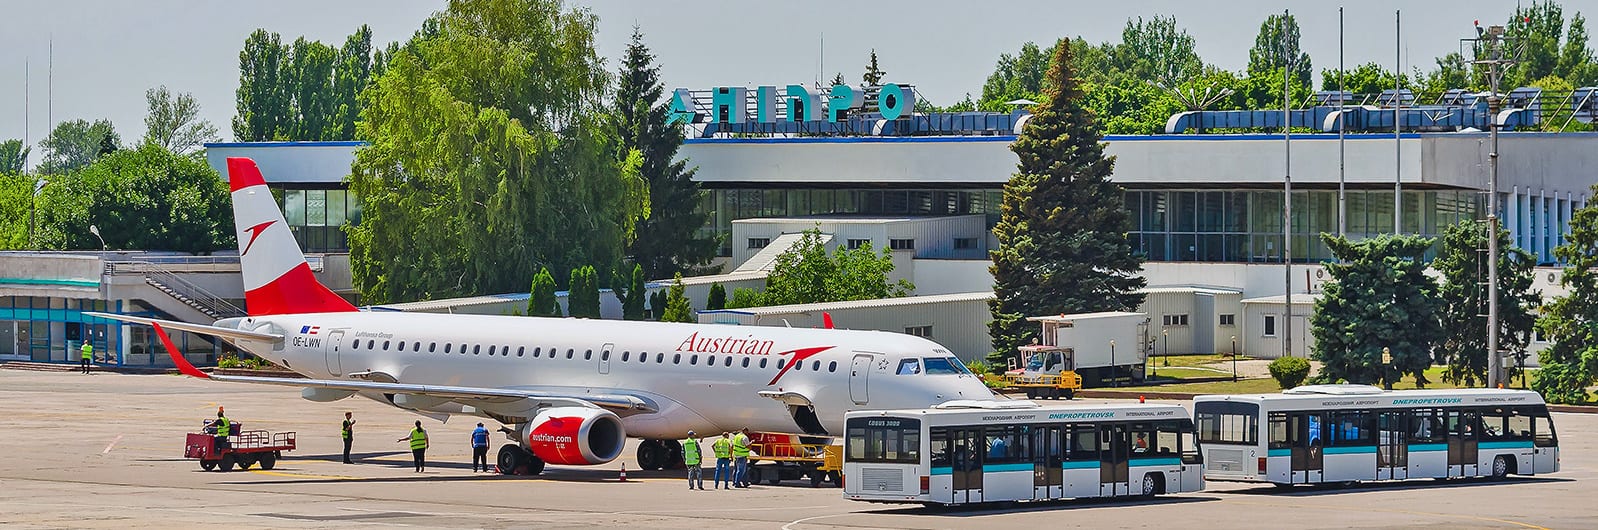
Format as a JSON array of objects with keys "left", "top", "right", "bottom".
[
  {"left": 1109, "top": 339, "right": 1117, "bottom": 388},
  {"left": 1162, "top": 329, "right": 1170, "bottom": 367},
  {"left": 30, "top": 178, "right": 48, "bottom": 250},
  {"left": 1382, "top": 346, "right": 1393, "bottom": 390},
  {"left": 1231, "top": 335, "right": 1239, "bottom": 382},
  {"left": 89, "top": 225, "right": 106, "bottom": 252}
]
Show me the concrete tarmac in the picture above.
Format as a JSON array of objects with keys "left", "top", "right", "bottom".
[{"left": 0, "top": 370, "right": 1592, "bottom": 529}]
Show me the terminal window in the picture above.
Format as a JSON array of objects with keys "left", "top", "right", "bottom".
[
  {"left": 747, "top": 237, "right": 770, "bottom": 249},
  {"left": 889, "top": 238, "right": 915, "bottom": 250},
  {"left": 1263, "top": 315, "right": 1277, "bottom": 337},
  {"left": 846, "top": 239, "right": 870, "bottom": 249},
  {"left": 1162, "top": 314, "right": 1189, "bottom": 326},
  {"left": 1219, "top": 314, "right": 1236, "bottom": 326},
  {"left": 953, "top": 237, "right": 978, "bottom": 249},
  {"left": 904, "top": 325, "right": 932, "bottom": 338}
]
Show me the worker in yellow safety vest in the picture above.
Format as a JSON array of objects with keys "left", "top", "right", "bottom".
[
  {"left": 212, "top": 409, "right": 231, "bottom": 453},
  {"left": 732, "top": 428, "right": 752, "bottom": 488},
  {"left": 397, "top": 420, "right": 428, "bottom": 472},
  {"left": 79, "top": 341, "right": 93, "bottom": 374},
  {"left": 712, "top": 432, "right": 733, "bottom": 489},
  {"left": 682, "top": 431, "right": 704, "bottom": 490}
]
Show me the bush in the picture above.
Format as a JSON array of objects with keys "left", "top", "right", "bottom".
[
  {"left": 966, "top": 360, "right": 991, "bottom": 376},
  {"left": 1268, "top": 356, "right": 1311, "bottom": 389}
]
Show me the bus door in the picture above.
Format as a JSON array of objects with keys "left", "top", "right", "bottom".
[
  {"left": 1032, "top": 425, "right": 1063, "bottom": 500},
  {"left": 1447, "top": 410, "right": 1480, "bottom": 477},
  {"left": 1099, "top": 424, "right": 1130, "bottom": 496},
  {"left": 1377, "top": 411, "right": 1408, "bottom": 480},
  {"left": 951, "top": 427, "right": 984, "bottom": 503},
  {"left": 1289, "top": 413, "right": 1324, "bottom": 484}
]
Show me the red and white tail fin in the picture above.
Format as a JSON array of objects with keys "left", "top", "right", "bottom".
[{"left": 227, "top": 157, "right": 357, "bottom": 316}]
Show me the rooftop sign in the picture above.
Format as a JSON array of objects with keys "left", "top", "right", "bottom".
[{"left": 669, "top": 83, "right": 917, "bottom": 125}]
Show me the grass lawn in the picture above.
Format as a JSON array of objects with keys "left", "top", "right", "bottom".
[
  {"left": 1146, "top": 367, "right": 1232, "bottom": 380},
  {"left": 1151, "top": 354, "right": 1249, "bottom": 369},
  {"left": 1116, "top": 378, "right": 1284, "bottom": 394}
]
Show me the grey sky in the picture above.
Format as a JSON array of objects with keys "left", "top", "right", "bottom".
[{"left": 0, "top": 0, "right": 1552, "bottom": 149}]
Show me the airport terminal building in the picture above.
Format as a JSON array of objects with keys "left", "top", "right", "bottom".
[{"left": 5, "top": 82, "right": 1595, "bottom": 366}]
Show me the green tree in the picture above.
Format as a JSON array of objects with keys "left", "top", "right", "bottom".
[
  {"left": 1505, "top": 1, "right": 1598, "bottom": 88},
  {"left": 233, "top": 29, "right": 291, "bottom": 141},
  {"left": 613, "top": 28, "right": 717, "bottom": 280},
  {"left": 40, "top": 119, "right": 119, "bottom": 174},
  {"left": 1247, "top": 12, "right": 1313, "bottom": 89},
  {"left": 988, "top": 39, "right": 1146, "bottom": 365},
  {"left": 568, "top": 265, "right": 601, "bottom": 318},
  {"left": 618, "top": 263, "right": 646, "bottom": 320},
  {"left": 0, "top": 139, "right": 27, "bottom": 174},
  {"left": 1311, "top": 234, "right": 1444, "bottom": 388},
  {"left": 978, "top": 41, "right": 1054, "bottom": 111},
  {"left": 1081, "top": 78, "right": 1184, "bottom": 134},
  {"left": 660, "top": 273, "right": 695, "bottom": 323},
  {"left": 649, "top": 289, "right": 667, "bottom": 320},
  {"left": 705, "top": 282, "right": 726, "bottom": 310},
  {"left": 1112, "top": 15, "right": 1203, "bottom": 86},
  {"left": 759, "top": 228, "right": 912, "bottom": 306},
  {"left": 1533, "top": 184, "right": 1598, "bottom": 404},
  {"left": 287, "top": 37, "right": 338, "bottom": 141},
  {"left": 1435, "top": 220, "right": 1539, "bottom": 387},
  {"left": 528, "top": 267, "right": 560, "bottom": 317},
  {"left": 331, "top": 25, "right": 374, "bottom": 141},
  {"left": 142, "top": 86, "right": 219, "bottom": 154},
  {"left": 726, "top": 287, "right": 762, "bottom": 309},
  {"left": 862, "top": 49, "right": 887, "bottom": 85},
  {"left": 1419, "top": 52, "right": 1472, "bottom": 94},
  {"left": 349, "top": 0, "right": 644, "bottom": 304},
  {"left": 0, "top": 174, "right": 35, "bottom": 249},
  {"left": 1319, "top": 62, "right": 1412, "bottom": 96},
  {"left": 36, "top": 144, "right": 232, "bottom": 252}
]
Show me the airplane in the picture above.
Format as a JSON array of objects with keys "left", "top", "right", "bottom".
[{"left": 90, "top": 157, "right": 997, "bottom": 475}]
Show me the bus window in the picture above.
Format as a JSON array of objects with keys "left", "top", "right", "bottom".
[
  {"left": 1130, "top": 423, "right": 1154, "bottom": 454},
  {"left": 985, "top": 426, "right": 1020, "bottom": 464},
  {"left": 930, "top": 428, "right": 951, "bottom": 468},
  {"left": 1268, "top": 412, "right": 1289, "bottom": 449},
  {"left": 1178, "top": 420, "right": 1201, "bottom": 464},
  {"left": 1195, "top": 401, "right": 1259, "bottom": 444},
  {"left": 1330, "top": 411, "right": 1374, "bottom": 446},
  {"left": 896, "top": 359, "right": 921, "bottom": 375},
  {"left": 1153, "top": 421, "right": 1183, "bottom": 456},
  {"left": 845, "top": 417, "right": 921, "bottom": 464},
  {"left": 1064, "top": 425, "right": 1099, "bottom": 463},
  {"left": 1532, "top": 411, "right": 1558, "bottom": 447},
  {"left": 1482, "top": 407, "right": 1535, "bottom": 441},
  {"left": 1412, "top": 409, "right": 1445, "bottom": 444}
]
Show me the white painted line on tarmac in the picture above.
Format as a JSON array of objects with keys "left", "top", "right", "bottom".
[
  {"left": 102, "top": 434, "right": 122, "bottom": 454},
  {"left": 782, "top": 513, "right": 851, "bottom": 530}
]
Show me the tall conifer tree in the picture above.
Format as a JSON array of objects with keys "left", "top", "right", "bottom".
[
  {"left": 614, "top": 28, "right": 718, "bottom": 279},
  {"left": 988, "top": 39, "right": 1146, "bottom": 364}
]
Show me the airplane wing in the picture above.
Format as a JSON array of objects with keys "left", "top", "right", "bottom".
[{"left": 86, "top": 312, "right": 654, "bottom": 415}]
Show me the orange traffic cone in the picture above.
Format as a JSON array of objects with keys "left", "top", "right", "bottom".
[
  {"left": 1139, "top": 395, "right": 1146, "bottom": 403},
  {"left": 619, "top": 463, "right": 628, "bottom": 482}
]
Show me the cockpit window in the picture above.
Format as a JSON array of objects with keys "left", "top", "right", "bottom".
[
  {"left": 922, "top": 357, "right": 965, "bottom": 375},
  {"left": 896, "top": 358, "right": 921, "bottom": 375}
]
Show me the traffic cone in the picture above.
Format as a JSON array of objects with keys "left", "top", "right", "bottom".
[
  {"left": 619, "top": 463, "right": 628, "bottom": 482},
  {"left": 1139, "top": 395, "right": 1146, "bottom": 403}
]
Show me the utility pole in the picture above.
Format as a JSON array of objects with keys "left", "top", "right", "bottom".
[
  {"left": 1282, "top": 10, "right": 1294, "bottom": 358},
  {"left": 1468, "top": 22, "right": 1516, "bottom": 389},
  {"left": 1338, "top": 6, "right": 1346, "bottom": 238},
  {"left": 1394, "top": 10, "right": 1403, "bottom": 233}
]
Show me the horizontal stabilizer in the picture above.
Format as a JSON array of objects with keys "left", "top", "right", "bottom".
[{"left": 83, "top": 312, "right": 282, "bottom": 342}]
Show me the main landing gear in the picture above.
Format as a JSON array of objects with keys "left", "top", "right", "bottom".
[
  {"left": 636, "top": 439, "right": 683, "bottom": 470},
  {"left": 497, "top": 444, "right": 545, "bottom": 475}
]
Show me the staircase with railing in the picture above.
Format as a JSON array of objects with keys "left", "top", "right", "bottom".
[{"left": 106, "top": 261, "right": 246, "bottom": 321}]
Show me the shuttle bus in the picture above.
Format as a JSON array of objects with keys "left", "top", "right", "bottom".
[
  {"left": 843, "top": 401, "right": 1203, "bottom": 506},
  {"left": 1195, "top": 385, "right": 1559, "bottom": 486}
]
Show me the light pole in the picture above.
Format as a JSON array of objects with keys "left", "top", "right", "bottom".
[
  {"left": 1109, "top": 339, "right": 1117, "bottom": 388},
  {"left": 1469, "top": 23, "right": 1514, "bottom": 390},
  {"left": 1160, "top": 329, "right": 1169, "bottom": 374},
  {"left": 1231, "top": 335, "right": 1239, "bottom": 382},
  {"left": 89, "top": 225, "right": 106, "bottom": 252},
  {"left": 30, "top": 178, "right": 48, "bottom": 250}
]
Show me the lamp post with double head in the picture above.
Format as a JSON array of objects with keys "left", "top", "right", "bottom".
[{"left": 30, "top": 178, "right": 48, "bottom": 250}]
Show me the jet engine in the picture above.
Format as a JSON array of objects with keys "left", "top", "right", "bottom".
[{"left": 519, "top": 406, "right": 626, "bottom": 465}]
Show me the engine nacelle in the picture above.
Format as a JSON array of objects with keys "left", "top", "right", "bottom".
[{"left": 519, "top": 406, "right": 626, "bottom": 465}]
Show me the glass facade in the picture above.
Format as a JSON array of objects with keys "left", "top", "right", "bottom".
[
  {"left": 0, "top": 297, "right": 225, "bottom": 367},
  {"left": 699, "top": 186, "right": 1481, "bottom": 262},
  {"left": 281, "top": 187, "right": 360, "bottom": 253}
]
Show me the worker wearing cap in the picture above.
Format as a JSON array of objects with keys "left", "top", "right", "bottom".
[
  {"left": 213, "top": 408, "right": 231, "bottom": 453},
  {"left": 681, "top": 431, "right": 704, "bottom": 490},
  {"left": 471, "top": 422, "right": 491, "bottom": 472},
  {"left": 340, "top": 412, "right": 355, "bottom": 464},
  {"left": 79, "top": 341, "right": 93, "bottom": 374},
  {"left": 732, "top": 428, "right": 752, "bottom": 488},
  {"left": 711, "top": 432, "right": 733, "bottom": 489},
  {"left": 397, "top": 420, "right": 428, "bottom": 472}
]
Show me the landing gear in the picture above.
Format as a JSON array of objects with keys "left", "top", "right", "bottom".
[
  {"left": 497, "top": 444, "right": 544, "bottom": 475},
  {"left": 638, "top": 439, "right": 683, "bottom": 470}
]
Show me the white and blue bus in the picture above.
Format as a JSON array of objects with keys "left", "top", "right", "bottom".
[
  {"left": 843, "top": 401, "right": 1203, "bottom": 505},
  {"left": 1195, "top": 385, "right": 1559, "bottom": 486}
]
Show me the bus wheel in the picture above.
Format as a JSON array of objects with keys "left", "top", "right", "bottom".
[
  {"left": 1492, "top": 456, "right": 1510, "bottom": 479},
  {"left": 1141, "top": 473, "right": 1161, "bottom": 496}
]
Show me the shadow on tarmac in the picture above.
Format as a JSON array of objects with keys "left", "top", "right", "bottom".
[
  {"left": 216, "top": 462, "right": 692, "bottom": 484},
  {"left": 865, "top": 494, "right": 1220, "bottom": 516},
  {"left": 1226, "top": 475, "right": 1574, "bottom": 497}
]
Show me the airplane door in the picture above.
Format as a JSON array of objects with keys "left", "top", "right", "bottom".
[
  {"left": 849, "top": 354, "right": 871, "bottom": 405},
  {"left": 598, "top": 343, "right": 613, "bottom": 375},
  {"left": 324, "top": 330, "right": 344, "bottom": 376}
]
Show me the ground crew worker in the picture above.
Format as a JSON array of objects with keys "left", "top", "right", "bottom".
[
  {"left": 213, "top": 408, "right": 231, "bottom": 453},
  {"left": 471, "top": 422, "right": 490, "bottom": 472},
  {"left": 80, "top": 341, "right": 93, "bottom": 374},
  {"left": 712, "top": 432, "right": 733, "bottom": 489},
  {"left": 341, "top": 412, "right": 355, "bottom": 464},
  {"left": 397, "top": 420, "right": 428, "bottom": 472},
  {"left": 732, "top": 428, "right": 752, "bottom": 488},
  {"left": 682, "top": 430, "right": 704, "bottom": 490}
]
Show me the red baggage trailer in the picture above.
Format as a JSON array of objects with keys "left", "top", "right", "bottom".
[{"left": 185, "top": 427, "right": 296, "bottom": 472}]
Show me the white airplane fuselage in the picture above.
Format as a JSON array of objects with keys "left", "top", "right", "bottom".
[{"left": 235, "top": 311, "right": 994, "bottom": 439}]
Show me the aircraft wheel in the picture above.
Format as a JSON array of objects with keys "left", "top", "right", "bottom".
[
  {"left": 637, "top": 440, "right": 663, "bottom": 470},
  {"left": 526, "top": 454, "right": 546, "bottom": 475},
  {"left": 664, "top": 439, "right": 684, "bottom": 469},
  {"left": 498, "top": 445, "right": 525, "bottom": 475}
]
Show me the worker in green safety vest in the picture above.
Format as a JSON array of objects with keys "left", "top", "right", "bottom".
[
  {"left": 682, "top": 431, "right": 704, "bottom": 490},
  {"left": 397, "top": 420, "right": 428, "bottom": 472},
  {"left": 79, "top": 341, "right": 93, "bottom": 374},
  {"left": 341, "top": 412, "right": 355, "bottom": 464},
  {"left": 212, "top": 409, "right": 231, "bottom": 453},
  {"left": 712, "top": 432, "right": 733, "bottom": 489},
  {"left": 732, "top": 428, "right": 752, "bottom": 488}
]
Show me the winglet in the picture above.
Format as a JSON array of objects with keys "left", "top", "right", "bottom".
[
  {"left": 822, "top": 312, "right": 834, "bottom": 329},
  {"left": 152, "top": 321, "right": 210, "bottom": 379}
]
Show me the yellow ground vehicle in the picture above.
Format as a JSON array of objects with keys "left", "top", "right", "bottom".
[
  {"left": 1002, "top": 345, "right": 1081, "bottom": 399},
  {"left": 747, "top": 435, "right": 844, "bottom": 487}
]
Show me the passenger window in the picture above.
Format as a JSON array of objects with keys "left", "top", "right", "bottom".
[
  {"left": 473, "top": 345, "right": 481, "bottom": 355},
  {"left": 742, "top": 357, "right": 750, "bottom": 368},
  {"left": 566, "top": 349, "right": 574, "bottom": 359},
  {"left": 897, "top": 359, "right": 922, "bottom": 375},
  {"left": 811, "top": 360, "right": 821, "bottom": 371},
  {"left": 397, "top": 341, "right": 406, "bottom": 351},
  {"left": 444, "top": 343, "right": 452, "bottom": 354},
  {"left": 532, "top": 347, "right": 540, "bottom": 358},
  {"left": 351, "top": 340, "right": 360, "bottom": 351},
  {"left": 491, "top": 345, "right": 500, "bottom": 356},
  {"left": 382, "top": 340, "right": 390, "bottom": 350},
  {"left": 517, "top": 346, "right": 525, "bottom": 357},
  {"left": 656, "top": 353, "right": 665, "bottom": 363},
  {"left": 708, "top": 355, "right": 716, "bottom": 366},
  {"left": 621, "top": 351, "right": 630, "bottom": 362},
  {"left": 584, "top": 349, "right": 593, "bottom": 361},
  {"left": 673, "top": 354, "right": 682, "bottom": 364},
  {"left": 413, "top": 342, "right": 421, "bottom": 352},
  {"left": 428, "top": 342, "right": 436, "bottom": 353},
  {"left": 690, "top": 354, "right": 699, "bottom": 365},
  {"left": 760, "top": 358, "right": 768, "bottom": 369},
  {"left": 726, "top": 356, "right": 734, "bottom": 367},
  {"left": 828, "top": 361, "right": 838, "bottom": 372},
  {"left": 778, "top": 359, "right": 786, "bottom": 369},
  {"left": 365, "top": 340, "right": 374, "bottom": 350},
  {"left": 459, "top": 343, "right": 467, "bottom": 354}
]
